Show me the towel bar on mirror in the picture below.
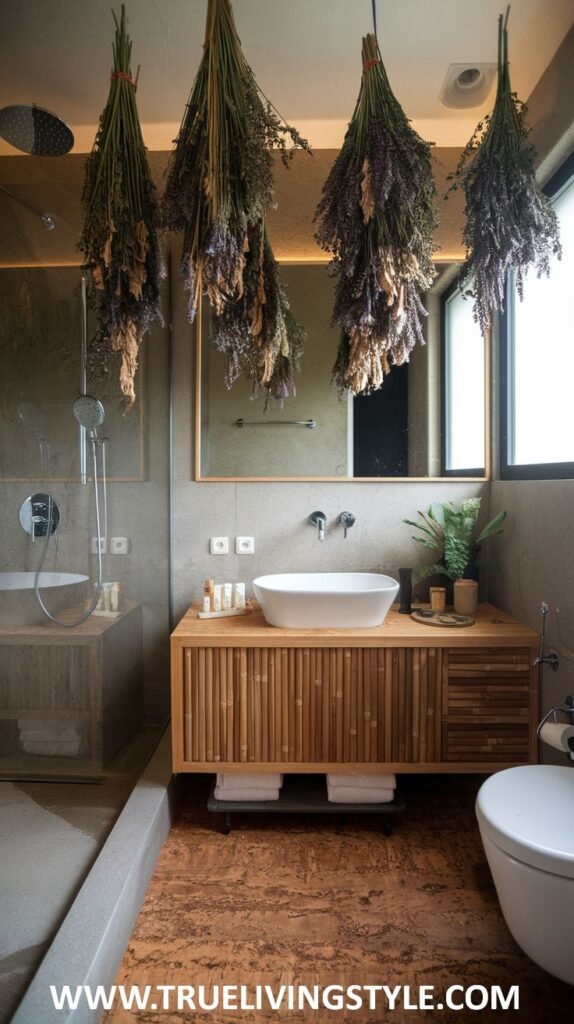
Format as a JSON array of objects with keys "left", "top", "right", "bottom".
[{"left": 234, "top": 418, "right": 316, "bottom": 428}]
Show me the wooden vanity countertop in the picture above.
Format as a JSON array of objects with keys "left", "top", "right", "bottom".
[{"left": 172, "top": 602, "right": 539, "bottom": 649}]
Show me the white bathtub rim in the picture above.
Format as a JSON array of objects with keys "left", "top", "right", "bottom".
[{"left": 0, "top": 572, "right": 89, "bottom": 591}]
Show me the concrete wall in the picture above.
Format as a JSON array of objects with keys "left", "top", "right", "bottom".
[{"left": 485, "top": 26, "right": 574, "bottom": 740}]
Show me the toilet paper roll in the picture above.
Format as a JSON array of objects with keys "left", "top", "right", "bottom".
[{"left": 539, "top": 722, "right": 574, "bottom": 753}]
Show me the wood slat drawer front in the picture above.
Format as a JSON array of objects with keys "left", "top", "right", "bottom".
[
  {"left": 448, "top": 648, "right": 532, "bottom": 675},
  {"left": 446, "top": 647, "right": 532, "bottom": 721},
  {"left": 181, "top": 645, "right": 443, "bottom": 765},
  {"left": 446, "top": 682, "right": 531, "bottom": 719},
  {"left": 443, "top": 724, "right": 530, "bottom": 763}
]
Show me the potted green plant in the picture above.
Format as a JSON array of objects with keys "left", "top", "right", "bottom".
[{"left": 404, "top": 498, "right": 507, "bottom": 592}]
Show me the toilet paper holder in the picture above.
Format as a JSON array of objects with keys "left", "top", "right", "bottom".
[{"left": 537, "top": 696, "right": 574, "bottom": 760}]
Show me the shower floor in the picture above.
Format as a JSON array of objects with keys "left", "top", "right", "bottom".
[{"left": 0, "top": 724, "right": 163, "bottom": 1024}]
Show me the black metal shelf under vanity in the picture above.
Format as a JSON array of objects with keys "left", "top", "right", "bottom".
[{"left": 207, "top": 774, "right": 405, "bottom": 836}]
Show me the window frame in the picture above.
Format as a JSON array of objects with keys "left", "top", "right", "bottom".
[
  {"left": 440, "top": 277, "right": 486, "bottom": 478},
  {"left": 499, "top": 151, "right": 574, "bottom": 481}
]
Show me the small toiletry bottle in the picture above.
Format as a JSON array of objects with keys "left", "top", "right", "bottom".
[
  {"left": 204, "top": 577, "right": 215, "bottom": 611},
  {"left": 223, "top": 583, "right": 232, "bottom": 610},
  {"left": 202, "top": 595, "right": 210, "bottom": 613},
  {"left": 110, "top": 581, "right": 120, "bottom": 612},
  {"left": 213, "top": 585, "right": 222, "bottom": 612},
  {"left": 234, "top": 582, "right": 246, "bottom": 609}
]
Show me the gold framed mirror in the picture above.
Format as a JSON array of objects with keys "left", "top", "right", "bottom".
[{"left": 194, "top": 259, "right": 490, "bottom": 482}]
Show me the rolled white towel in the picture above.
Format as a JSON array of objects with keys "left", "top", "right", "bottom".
[
  {"left": 21, "top": 740, "right": 80, "bottom": 757},
  {"left": 327, "top": 783, "right": 394, "bottom": 804},
  {"left": 214, "top": 785, "right": 280, "bottom": 802},
  {"left": 18, "top": 718, "right": 78, "bottom": 736},
  {"left": 19, "top": 728, "right": 79, "bottom": 742},
  {"left": 327, "top": 772, "right": 396, "bottom": 791},
  {"left": 216, "top": 773, "right": 283, "bottom": 791}
]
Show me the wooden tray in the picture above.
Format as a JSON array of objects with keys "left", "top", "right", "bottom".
[{"left": 410, "top": 610, "right": 475, "bottom": 628}]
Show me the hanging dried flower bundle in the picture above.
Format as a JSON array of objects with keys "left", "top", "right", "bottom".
[
  {"left": 162, "top": 0, "right": 310, "bottom": 404},
  {"left": 212, "top": 221, "right": 305, "bottom": 405},
  {"left": 80, "top": 5, "right": 163, "bottom": 407},
  {"left": 315, "top": 32, "right": 437, "bottom": 396},
  {"left": 448, "top": 8, "right": 561, "bottom": 334}
]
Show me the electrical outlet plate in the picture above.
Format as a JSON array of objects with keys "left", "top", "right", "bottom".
[
  {"left": 210, "top": 536, "right": 229, "bottom": 555},
  {"left": 110, "top": 536, "right": 130, "bottom": 555},
  {"left": 236, "top": 536, "right": 255, "bottom": 554}
]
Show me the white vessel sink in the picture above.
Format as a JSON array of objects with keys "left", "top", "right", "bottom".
[{"left": 252, "top": 572, "right": 399, "bottom": 629}]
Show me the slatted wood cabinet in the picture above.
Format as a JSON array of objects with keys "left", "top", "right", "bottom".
[{"left": 171, "top": 604, "right": 538, "bottom": 773}]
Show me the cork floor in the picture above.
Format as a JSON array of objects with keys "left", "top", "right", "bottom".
[{"left": 105, "top": 774, "right": 572, "bottom": 1024}]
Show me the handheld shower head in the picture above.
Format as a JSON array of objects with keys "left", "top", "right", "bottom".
[
  {"left": 0, "top": 105, "right": 74, "bottom": 156},
  {"left": 73, "top": 395, "right": 105, "bottom": 437}
]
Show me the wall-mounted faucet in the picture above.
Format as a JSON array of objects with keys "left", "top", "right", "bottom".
[
  {"left": 309, "top": 511, "right": 326, "bottom": 542},
  {"left": 337, "top": 511, "right": 356, "bottom": 538}
]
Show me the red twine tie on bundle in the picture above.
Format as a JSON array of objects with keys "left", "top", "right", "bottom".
[{"left": 111, "top": 66, "right": 140, "bottom": 90}]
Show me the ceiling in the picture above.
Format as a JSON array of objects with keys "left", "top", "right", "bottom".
[{"left": 0, "top": 0, "right": 573, "bottom": 152}]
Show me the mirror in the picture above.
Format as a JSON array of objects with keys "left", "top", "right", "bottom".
[
  {"left": 0, "top": 265, "right": 144, "bottom": 481},
  {"left": 196, "top": 261, "right": 488, "bottom": 481}
]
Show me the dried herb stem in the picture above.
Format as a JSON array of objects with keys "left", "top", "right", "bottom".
[
  {"left": 80, "top": 5, "right": 164, "bottom": 405},
  {"left": 447, "top": 8, "right": 561, "bottom": 332},
  {"left": 162, "top": 0, "right": 310, "bottom": 404},
  {"left": 315, "top": 30, "right": 437, "bottom": 396}
]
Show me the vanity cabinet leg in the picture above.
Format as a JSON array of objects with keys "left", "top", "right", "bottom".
[
  {"left": 381, "top": 816, "right": 393, "bottom": 837},
  {"left": 223, "top": 812, "right": 232, "bottom": 835}
]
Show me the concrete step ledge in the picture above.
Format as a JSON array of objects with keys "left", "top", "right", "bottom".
[{"left": 12, "top": 728, "right": 174, "bottom": 1024}]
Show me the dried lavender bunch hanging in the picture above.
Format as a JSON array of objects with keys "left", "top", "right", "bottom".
[
  {"left": 212, "top": 221, "right": 305, "bottom": 407},
  {"left": 448, "top": 8, "right": 561, "bottom": 333},
  {"left": 315, "top": 32, "right": 437, "bottom": 396},
  {"left": 80, "top": 5, "right": 164, "bottom": 406},
  {"left": 162, "top": 0, "right": 309, "bottom": 402}
]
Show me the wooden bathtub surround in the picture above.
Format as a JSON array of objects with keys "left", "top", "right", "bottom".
[
  {"left": 0, "top": 601, "right": 143, "bottom": 776},
  {"left": 171, "top": 603, "right": 539, "bottom": 774}
]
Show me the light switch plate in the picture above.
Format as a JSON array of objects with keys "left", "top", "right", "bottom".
[
  {"left": 210, "top": 536, "right": 229, "bottom": 555},
  {"left": 236, "top": 536, "right": 255, "bottom": 554}
]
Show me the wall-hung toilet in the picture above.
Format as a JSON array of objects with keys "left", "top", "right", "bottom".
[{"left": 476, "top": 765, "right": 574, "bottom": 985}]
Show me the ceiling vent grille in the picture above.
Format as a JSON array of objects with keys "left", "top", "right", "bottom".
[{"left": 440, "top": 63, "right": 497, "bottom": 109}]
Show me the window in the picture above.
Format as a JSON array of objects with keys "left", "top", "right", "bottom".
[
  {"left": 501, "top": 153, "right": 574, "bottom": 479},
  {"left": 442, "top": 282, "right": 486, "bottom": 475}
]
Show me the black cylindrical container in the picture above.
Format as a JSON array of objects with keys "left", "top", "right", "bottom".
[{"left": 399, "top": 567, "right": 412, "bottom": 614}]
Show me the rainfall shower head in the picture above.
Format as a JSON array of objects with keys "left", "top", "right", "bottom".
[
  {"left": 0, "top": 105, "right": 74, "bottom": 156},
  {"left": 73, "top": 395, "right": 105, "bottom": 436}
]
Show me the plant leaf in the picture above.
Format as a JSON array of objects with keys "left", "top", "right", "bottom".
[{"left": 477, "top": 511, "right": 507, "bottom": 542}]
